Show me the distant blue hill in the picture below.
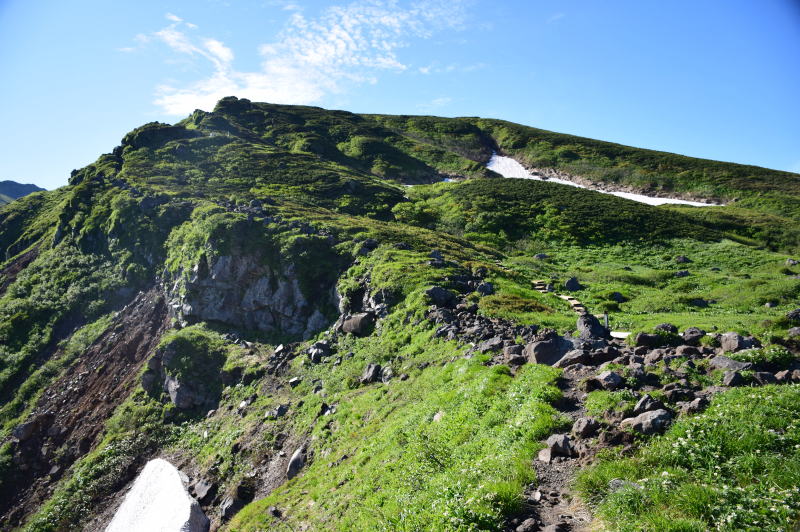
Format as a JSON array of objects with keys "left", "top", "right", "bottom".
[{"left": 0, "top": 180, "right": 45, "bottom": 205}]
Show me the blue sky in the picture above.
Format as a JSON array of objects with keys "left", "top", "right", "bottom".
[{"left": 1, "top": 0, "right": 799, "bottom": 190}]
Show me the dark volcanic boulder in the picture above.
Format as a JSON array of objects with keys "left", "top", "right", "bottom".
[
  {"left": 682, "top": 327, "right": 706, "bottom": 346},
  {"left": 564, "top": 277, "right": 583, "bottom": 291},
  {"left": 719, "top": 332, "right": 760, "bottom": 353},
  {"left": 342, "top": 312, "right": 375, "bottom": 336},
  {"left": 654, "top": 323, "right": 678, "bottom": 334},
  {"left": 425, "top": 286, "right": 457, "bottom": 308},
  {"left": 360, "top": 363, "right": 382, "bottom": 385},
  {"left": 634, "top": 332, "right": 662, "bottom": 348},
  {"left": 577, "top": 313, "right": 610, "bottom": 340}
]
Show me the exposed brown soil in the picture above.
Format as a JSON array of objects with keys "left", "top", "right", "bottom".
[
  {"left": 0, "top": 288, "right": 170, "bottom": 529},
  {"left": 0, "top": 245, "right": 38, "bottom": 296}
]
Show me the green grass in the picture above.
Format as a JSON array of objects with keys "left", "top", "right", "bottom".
[
  {"left": 576, "top": 385, "right": 800, "bottom": 531},
  {"left": 230, "top": 357, "right": 564, "bottom": 531}
]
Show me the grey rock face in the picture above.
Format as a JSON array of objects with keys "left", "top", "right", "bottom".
[
  {"left": 172, "top": 254, "right": 336, "bottom": 339},
  {"left": 788, "top": 309, "right": 800, "bottom": 324},
  {"left": 620, "top": 409, "right": 672, "bottom": 435},
  {"left": 788, "top": 327, "right": 800, "bottom": 338}
]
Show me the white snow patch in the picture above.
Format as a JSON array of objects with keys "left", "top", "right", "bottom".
[
  {"left": 487, "top": 154, "right": 719, "bottom": 207},
  {"left": 106, "top": 458, "right": 209, "bottom": 532}
]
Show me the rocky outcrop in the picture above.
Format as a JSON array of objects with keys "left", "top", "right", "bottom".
[{"left": 170, "top": 254, "right": 337, "bottom": 340}]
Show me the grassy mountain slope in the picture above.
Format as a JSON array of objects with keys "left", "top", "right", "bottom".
[
  {"left": 0, "top": 181, "right": 45, "bottom": 206},
  {"left": 0, "top": 97, "right": 798, "bottom": 531}
]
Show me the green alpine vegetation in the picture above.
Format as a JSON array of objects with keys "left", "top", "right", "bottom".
[{"left": 0, "top": 97, "right": 799, "bottom": 531}]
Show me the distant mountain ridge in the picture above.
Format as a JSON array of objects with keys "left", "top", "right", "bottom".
[{"left": 0, "top": 180, "right": 45, "bottom": 205}]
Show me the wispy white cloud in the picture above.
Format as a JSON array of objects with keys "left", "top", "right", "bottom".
[
  {"left": 146, "top": 1, "right": 468, "bottom": 115},
  {"left": 165, "top": 12, "right": 183, "bottom": 23},
  {"left": 416, "top": 62, "right": 485, "bottom": 75},
  {"left": 416, "top": 96, "right": 452, "bottom": 111},
  {"left": 547, "top": 12, "right": 565, "bottom": 24}
]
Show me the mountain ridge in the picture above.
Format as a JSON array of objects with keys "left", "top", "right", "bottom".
[{"left": 0, "top": 97, "right": 798, "bottom": 531}]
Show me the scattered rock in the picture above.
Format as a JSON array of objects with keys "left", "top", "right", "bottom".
[
  {"left": 266, "top": 404, "right": 289, "bottom": 420},
  {"left": 633, "top": 394, "right": 665, "bottom": 416},
  {"left": 620, "top": 409, "right": 672, "bottom": 435},
  {"left": 720, "top": 332, "right": 760, "bottom": 353},
  {"left": 553, "top": 349, "right": 588, "bottom": 369},
  {"left": 360, "top": 364, "right": 382, "bottom": 385},
  {"left": 788, "top": 327, "right": 800, "bottom": 338},
  {"left": 675, "top": 255, "right": 692, "bottom": 264},
  {"left": 572, "top": 417, "right": 600, "bottom": 438},
  {"left": 710, "top": 355, "right": 752, "bottom": 372},
  {"left": 425, "top": 286, "right": 457, "bottom": 308},
  {"left": 381, "top": 366, "right": 394, "bottom": 383},
  {"left": 193, "top": 479, "right": 218, "bottom": 505},
  {"left": 586, "top": 370, "right": 624, "bottom": 391},
  {"left": 654, "top": 323, "right": 678, "bottom": 334},
  {"left": 634, "top": 332, "right": 662, "bottom": 348},
  {"left": 788, "top": 309, "right": 800, "bottom": 324},
  {"left": 722, "top": 370, "right": 744, "bottom": 387},
  {"left": 674, "top": 270, "right": 690, "bottom": 278},
  {"left": 753, "top": 372, "right": 777, "bottom": 385},
  {"left": 533, "top": 253, "right": 549, "bottom": 260},
  {"left": 538, "top": 434, "right": 573, "bottom": 462},
  {"left": 516, "top": 517, "right": 540, "bottom": 531},
  {"left": 476, "top": 282, "right": 494, "bottom": 296},
  {"left": 341, "top": 313, "right": 375, "bottom": 336},
  {"left": 675, "top": 345, "right": 700, "bottom": 357},
  {"left": 288, "top": 377, "right": 302, "bottom": 388},
  {"left": 477, "top": 336, "right": 504, "bottom": 353},
  {"left": 564, "top": 277, "right": 583, "bottom": 291},
  {"left": 577, "top": 313, "right": 610, "bottom": 340},
  {"left": 609, "top": 291, "right": 627, "bottom": 303},
  {"left": 681, "top": 397, "right": 709, "bottom": 415},
  {"left": 682, "top": 327, "right": 706, "bottom": 346}
]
